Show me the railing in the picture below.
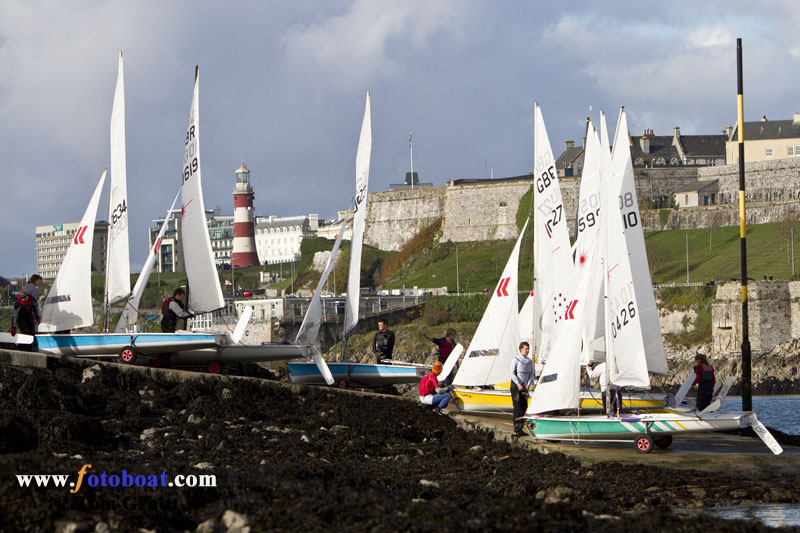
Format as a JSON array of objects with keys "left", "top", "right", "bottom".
[{"left": 280, "top": 295, "right": 425, "bottom": 325}]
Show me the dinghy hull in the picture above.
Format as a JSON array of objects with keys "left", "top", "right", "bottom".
[{"left": 288, "top": 361, "right": 429, "bottom": 387}]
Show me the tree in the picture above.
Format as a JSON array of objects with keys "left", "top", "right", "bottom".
[{"left": 707, "top": 209, "right": 726, "bottom": 252}]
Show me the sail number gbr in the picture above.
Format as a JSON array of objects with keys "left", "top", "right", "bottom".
[
  {"left": 610, "top": 301, "right": 636, "bottom": 339},
  {"left": 183, "top": 125, "right": 198, "bottom": 183},
  {"left": 536, "top": 167, "right": 557, "bottom": 193}
]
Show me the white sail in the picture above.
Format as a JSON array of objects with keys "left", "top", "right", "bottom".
[
  {"left": 115, "top": 189, "right": 180, "bottom": 332},
  {"left": 343, "top": 92, "right": 372, "bottom": 335},
  {"left": 296, "top": 217, "right": 347, "bottom": 345},
  {"left": 454, "top": 220, "right": 527, "bottom": 386},
  {"left": 40, "top": 171, "right": 107, "bottom": 332},
  {"left": 611, "top": 109, "right": 668, "bottom": 375},
  {"left": 106, "top": 52, "right": 131, "bottom": 305},
  {"left": 518, "top": 290, "right": 534, "bottom": 345},
  {"left": 573, "top": 122, "right": 605, "bottom": 365},
  {"left": 180, "top": 67, "right": 224, "bottom": 314},
  {"left": 532, "top": 103, "right": 577, "bottom": 361},
  {"left": 603, "top": 114, "right": 650, "bottom": 389}
]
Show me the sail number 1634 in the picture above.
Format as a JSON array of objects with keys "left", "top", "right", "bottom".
[{"left": 610, "top": 301, "right": 636, "bottom": 339}]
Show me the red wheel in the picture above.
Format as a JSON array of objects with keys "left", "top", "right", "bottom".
[
  {"left": 117, "top": 346, "right": 137, "bottom": 364},
  {"left": 207, "top": 361, "right": 223, "bottom": 374},
  {"left": 336, "top": 379, "right": 349, "bottom": 389},
  {"left": 654, "top": 435, "right": 673, "bottom": 449},
  {"left": 635, "top": 434, "right": 653, "bottom": 453}
]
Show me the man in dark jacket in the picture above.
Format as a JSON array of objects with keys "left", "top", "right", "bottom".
[
  {"left": 692, "top": 353, "right": 716, "bottom": 411},
  {"left": 420, "top": 328, "right": 457, "bottom": 385},
  {"left": 161, "top": 288, "right": 194, "bottom": 333},
  {"left": 11, "top": 289, "right": 40, "bottom": 352},
  {"left": 372, "top": 319, "right": 395, "bottom": 363}
]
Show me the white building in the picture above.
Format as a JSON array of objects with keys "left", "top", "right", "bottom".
[
  {"left": 254, "top": 215, "right": 318, "bottom": 265},
  {"left": 35, "top": 221, "right": 108, "bottom": 278},
  {"left": 316, "top": 210, "right": 353, "bottom": 241}
]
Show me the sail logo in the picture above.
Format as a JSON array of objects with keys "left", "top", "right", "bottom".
[
  {"left": 495, "top": 277, "right": 511, "bottom": 297},
  {"left": 46, "top": 294, "right": 72, "bottom": 304},
  {"left": 73, "top": 226, "right": 89, "bottom": 245}
]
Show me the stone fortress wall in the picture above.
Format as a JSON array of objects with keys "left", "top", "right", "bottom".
[{"left": 365, "top": 160, "right": 800, "bottom": 249}]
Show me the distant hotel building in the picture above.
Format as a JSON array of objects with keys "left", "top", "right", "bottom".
[
  {"left": 35, "top": 221, "right": 108, "bottom": 278},
  {"left": 149, "top": 209, "right": 233, "bottom": 272},
  {"left": 254, "top": 214, "right": 318, "bottom": 265}
]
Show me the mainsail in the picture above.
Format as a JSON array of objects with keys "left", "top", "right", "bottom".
[
  {"left": 611, "top": 108, "right": 668, "bottom": 375},
  {"left": 180, "top": 67, "right": 224, "bottom": 314},
  {"left": 116, "top": 190, "right": 181, "bottom": 332},
  {"left": 40, "top": 171, "right": 107, "bottom": 332},
  {"left": 454, "top": 220, "right": 527, "bottom": 387},
  {"left": 105, "top": 52, "right": 131, "bottom": 305},
  {"left": 532, "top": 103, "right": 577, "bottom": 361},
  {"left": 343, "top": 92, "right": 372, "bottom": 336}
]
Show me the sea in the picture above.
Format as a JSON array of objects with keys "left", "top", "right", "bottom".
[
  {"left": 720, "top": 395, "right": 800, "bottom": 435},
  {"left": 677, "top": 395, "right": 800, "bottom": 527}
]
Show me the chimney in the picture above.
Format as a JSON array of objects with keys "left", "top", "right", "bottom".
[
  {"left": 640, "top": 130, "right": 650, "bottom": 154},
  {"left": 723, "top": 125, "right": 733, "bottom": 138},
  {"left": 565, "top": 140, "right": 575, "bottom": 150},
  {"left": 794, "top": 113, "right": 800, "bottom": 124},
  {"left": 762, "top": 115, "right": 768, "bottom": 121},
  {"left": 673, "top": 126, "right": 680, "bottom": 139}
]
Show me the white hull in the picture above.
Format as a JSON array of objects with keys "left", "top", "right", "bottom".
[{"left": 288, "top": 360, "right": 429, "bottom": 387}]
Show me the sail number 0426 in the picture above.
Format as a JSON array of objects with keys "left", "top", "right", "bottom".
[{"left": 610, "top": 301, "right": 636, "bottom": 339}]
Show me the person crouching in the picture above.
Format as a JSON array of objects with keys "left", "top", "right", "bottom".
[{"left": 419, "top": 361, "right": 452, "bottom": 413}]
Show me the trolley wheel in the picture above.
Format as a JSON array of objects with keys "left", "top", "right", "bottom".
[
  {"left": 207, "top": 361, "right": 223, "bottom": 374},
  {"left": 150, "top": 353, "right": 171, "bottom": 368},
  {"left": 635, "top": 434, "right": 653, "bottom": 453},
  {"left": 336, "top": 379, "right": 349, "bottom": 389},
  {"left": 118, "top": 346, "right": 137, "bottom": 365},
  {"left": 654, "top": 435, "right": 673, "bottom": 449}
]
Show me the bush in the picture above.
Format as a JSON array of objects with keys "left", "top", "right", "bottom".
[
  {"left": 659, "top": 209, "right": 670, "bottom": 229},
  {"left": 423, "top": 294, "right": 489, "bottom": 324},
  {"left": 381, "top": 218, "right": 442, "bottom": 284},
  {"left": 516, "top": 185, "right": 533, "bottom": 233}
]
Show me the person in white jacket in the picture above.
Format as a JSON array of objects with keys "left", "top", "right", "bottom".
[
  {"left": 510, "top": 342, "right": 533, "bottom": 436},
  {"left": 586, "top": 361, "right": 622, "bottom": 416}
]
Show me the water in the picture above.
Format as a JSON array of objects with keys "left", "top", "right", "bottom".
[
  {"left": 676, "top": 504, "right": 800, "bottom": 528},
  {"left": 720, "top": 395, "right": 800, "bottom": 435}
]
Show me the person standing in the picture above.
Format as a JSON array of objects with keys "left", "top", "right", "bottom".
[
  {"left": 11, "top": 289, "right": 40, "bottom": 352},
  {"left": 161, "top": 288, "right": 194, "bottom": 333},
  {"left": 419, "top": 361, "right": 452, "bottom": 413},
  {"left": 372, "top": 319, "right": 395, "bottom": 363},
  {"left": 586, "top": 361, "right": 623, "bottom": 415},
  {"left": 420, "top": 327, "right": 457, "bottom": 385},
  {"left": 22, "top": 275, "right": 42, "bottom": 305},
  {"left": 510, "top": 342, "right": 534, "bottom": 436},
  {"left": 692, "top": 354, "right": 716, "bottom": 411}
]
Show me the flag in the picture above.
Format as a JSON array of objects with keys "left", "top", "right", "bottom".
[{"left": 225, "top": 280, "right": 232, "bottom": 286}]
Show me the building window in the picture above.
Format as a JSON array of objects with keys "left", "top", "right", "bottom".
[
  {"left": 795, "top": 145, "right": 800, "bottom": 155},
  {"left": 765, "top": 147, "right": 773, "bottom": 158},
  {"left": 788, "top": 146, "right": 794, "bottom": 157}
]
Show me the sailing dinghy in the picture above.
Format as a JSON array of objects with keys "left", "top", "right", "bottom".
[
  {"left": 288, "top": 93, "right": 429, "bottom": 389},
  {"left": 523, "top": 108, "right": 781, "bottom": 455}
]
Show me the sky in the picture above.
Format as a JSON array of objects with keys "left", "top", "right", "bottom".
[{"left": 2, "top": 0, "right": 800, "bottom": 277}]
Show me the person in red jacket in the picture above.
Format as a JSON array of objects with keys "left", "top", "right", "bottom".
[
  {"left": 419, "top": 361, "right": 452, "bottom": 412},
  {"left": 692, "top": 354, "right": 716, "bottom": 411}
]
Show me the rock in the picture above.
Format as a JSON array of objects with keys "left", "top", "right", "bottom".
[
  {"left": 221, "top": 510, "right": 249, "bottom": 530},
  {"left": 301, "top": 434, "right": 311, "bottom": 443},
  {"left": 221, "top": 389, "right": 232, "bottom": 400},
  {"left": 188, "top": 414, "right": 203, "bottom": 424},
  {"left": 81, "top": 364, "right": 102, "bottom": 383},
  {"left": 195, "top": 519, "right": 222, "bottom": 533},
  {"left": 419, "top": 479, "right": 439, "bottom": 488},
  {"left": 140, "top": 428, "right": 158, "bottom": 441},
  {"left": 329, "top": 425, "right": 348, "bottom": 434},
  {"left": 467, "top": 445, "right": 484, "bottom": 455},
  {"left": 543, "top": 486, "right": 574, "bottom": 504},
  {"left": 0, "top": 414, "right": 37, "bottom": 453},
  {"left": 93, "top": 522, "right": 110, "bottom": 533},
  {"left": 194, "top": 462, "right": 214, "bottom": 470}
]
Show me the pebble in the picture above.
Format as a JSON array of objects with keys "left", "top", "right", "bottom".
[
  {"left": 543, "top": 486, "right": 574, "bottom": 504},
  {"left": 221, "top": 389, "right": 233, "bottom": 400},
  {"left": 221, "top": 510, "right": 249, "bottom": 531},
  {"left": 81, "top": 364, "right": 102, "bottom": 383},
  {"left": 467, "top": 445, "right": 484, "bottom": 455},
  {"left": 195, "top": 519, "right": 220, "bottom": 533},
  {"left": 188, "top": 414, "right": 203, "bottom": 424},
  {"left": 329, "top": 425, "right": 348, "bottom": 434},
  {"left": 419, "top": 479, "right": 439, "bottom": 488},
  {"left": 194, "top": 462, "right": 214, "bottom": 470},
  {"left": 140, "top": 428, "right": 158, "bottom": 441}
]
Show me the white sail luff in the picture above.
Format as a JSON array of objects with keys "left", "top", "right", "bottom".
[
  {"left": 106, "top": 52, "right": 131, "bottom": 305},
  {"left": 181, "top": 67, "right": 225, "bottom": 314},
  {"left": 296, "top": 217, "right": 348, "bottom": 345},
  {"left": 343, "top": 92, "right": 372, "bottom": 335},
  {"left": 40, "top": 171, "right": 107, "bottom": 332},
  {"left": 115, "top": 189, "right": 180, "bottom": 332},
  {"left": 454, "top": 220, "right": 527, "bottom": 386}
]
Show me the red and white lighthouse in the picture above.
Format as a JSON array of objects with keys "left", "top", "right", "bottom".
[{"left": 232, "top": 161, "right": 260, "bottom": 269}]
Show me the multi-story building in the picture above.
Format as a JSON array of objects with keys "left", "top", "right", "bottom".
[
  {"left": 35, "top": 221, "right": 108, "bottom": 278},
  {"left": 725, "top": 114, "right": 800, "bottom": 164},
  {"left": 316, "top": 210, "right": 353, "bottom": 241},
  {"left": 556, "top": 125, "right": 727, "bottom": 177},
  {"left": 148, "top": 209, "right": 231, "bottom": 273},
  {"left": 254, "top": 214, "right": 318, "bottom": 265}
]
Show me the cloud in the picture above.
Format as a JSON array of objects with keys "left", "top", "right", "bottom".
[{"left": 280, "top": 0, "right": 479, "bottom": 90}]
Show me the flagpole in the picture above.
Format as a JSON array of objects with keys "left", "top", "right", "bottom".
[{"left": 409, "top": 131, "right": 414, "bottom": 190}]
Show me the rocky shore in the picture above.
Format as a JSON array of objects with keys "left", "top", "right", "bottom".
[{"left": 0, "top": 356, "right": 798, "bottom": 532}]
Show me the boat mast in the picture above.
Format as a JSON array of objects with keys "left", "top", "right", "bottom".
[{"left": 103, "top": 172, "right": 112, "bottom": 332}]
